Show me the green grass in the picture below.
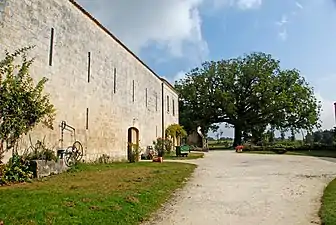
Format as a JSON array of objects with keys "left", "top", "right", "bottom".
[
  {"left": 164, "top": 152, "right": 204, "bottom": 160},
  {"left": 0, "top": 162, "right": 196, "bottom": 225},
  {"left": 320, "top": 178, "right": 336, "bottom": 225},
  {"left": 243, "top": 150, "right": 336, "bottom": 158}
]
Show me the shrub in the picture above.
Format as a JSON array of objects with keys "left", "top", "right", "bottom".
[
  {"left": 24, "top": 137, "right": 57, "bottom": 162},
  {"left": 2, "top": 153, "right": 33, "bottom": 184},
  {"left": 128, "top": 143, "right": 142, "bottom": 163},
  {"left": 0, "top": 47, "right": 56, "bottom": 161},
  {"left": 0, "top": 163, "right": 5, "bottom": 185},
  {"left": 164, "top": 139, "right": 173, "bottom": 154},
  {"left": 153, "top": 138, "right": 173, "bottom": 156}
]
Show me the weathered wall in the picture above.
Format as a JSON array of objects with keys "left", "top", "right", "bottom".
[
  {"left": 0, "top": 0, "right": 178, "bottom": 162},
  {"left": 163, "top": 80, "right": 180, "bottom": 146}
]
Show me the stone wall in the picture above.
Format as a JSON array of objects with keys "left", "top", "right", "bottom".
[
  {"left": 162, "top": 80, "right": 180, "bottom": 146},
  {"left": 0, "top": 0, "right": 179, "bottom": 162},
  {"left": 30, "top": 160, "right": 69, "bottom": 178}
]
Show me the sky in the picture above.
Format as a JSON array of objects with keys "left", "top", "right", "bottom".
[{"left": 78, "top": 0, "right": 336, "bottom": 138}]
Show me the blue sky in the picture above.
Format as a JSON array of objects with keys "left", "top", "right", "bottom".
[{"left": 78, "top": 0, "right": 336, "bottom": 137}]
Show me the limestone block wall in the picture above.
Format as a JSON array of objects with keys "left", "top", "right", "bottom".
[
  {"left": 0, "top": 0, "right": 179, "bottom": 162},
  {"left": 163, "top": 80, "right": 179, "bottom": 129},
  {"left": 162, "top": 80, "right": 180, "bottom": 145}
]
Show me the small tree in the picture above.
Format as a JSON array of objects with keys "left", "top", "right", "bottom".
[
  {"left": 0, "top": 47, "right": 56, "bottom": 162},
  {"left": 166, "top": 124, "right": 187, "bottom": 138},
  {"left": 165, "top": 124, "right": 187, "bottom": 148}
]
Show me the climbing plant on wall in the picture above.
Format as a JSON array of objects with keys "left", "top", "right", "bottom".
[{"left": 0, "top": 46, "right": 56, "bottom": 161}]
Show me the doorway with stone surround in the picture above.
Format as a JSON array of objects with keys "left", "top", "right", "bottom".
[{"left": 127, "top": 127, "right": 139, "bottom": 161}]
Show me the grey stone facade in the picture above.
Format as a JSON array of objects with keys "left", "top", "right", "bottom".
[{"left": 0, "top": 0, "right": 179, "bottom": 162}]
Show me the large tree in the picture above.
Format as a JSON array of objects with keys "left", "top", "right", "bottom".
[{"left": 175, "top": 52, "right": 321, "bottom": 147}]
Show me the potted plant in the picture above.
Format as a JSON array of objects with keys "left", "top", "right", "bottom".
[
  {"left": 235, "top": 145, "right": 244, "bottom": 153},
  {"left": 153, "top": 138, "right": 165, "bottom": 163}
]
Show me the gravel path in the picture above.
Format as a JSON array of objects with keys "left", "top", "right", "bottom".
[{"left": 143, "top": 151, "right": 336, "bottom": 225}]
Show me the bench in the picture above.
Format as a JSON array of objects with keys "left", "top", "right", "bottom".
[{"left": 176, "top": 145, "right": 190, "bottom": 157}]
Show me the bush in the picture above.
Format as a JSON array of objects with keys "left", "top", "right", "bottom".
[
  {"left": 0, "top": 163, "right": 5, "bottom": 185},
  {"left": 128, "top": 143, "right": 142, "bottom": 163},
  {"left": 164, "top": 139, "right": 173, "bottom": 154},
  {"left": 1, "top": 153, "right": 33, "bottom": 184},
  {"left": 153, "top": 138, "right": 173, "bottom": 156},
  {"left": 242, "top": 142, "right": 336, "bottom": 153},
  {"left": 24, "top": 137, "right": 57, "bottom": 162}
]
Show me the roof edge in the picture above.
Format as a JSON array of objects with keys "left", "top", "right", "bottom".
[
  {"left": 161, "top": 78, "right": 179, "bottom": 95},
  {"left": 69, "top": 0, "right": 178, "bottom": 94}
]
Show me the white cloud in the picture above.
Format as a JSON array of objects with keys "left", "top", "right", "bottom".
[
  {"left": 295, "top": 1, "right": 303, "bottom": 9},
  {"left": 211, "top": 0, "right": 262, "bottom": 10},
  {"left": 78, "top": 0, "right": 207, "bottom": 60},
  {"left": 275, "top": 15, "right": 289, "bottom": 41},
  {"left": 77, "top": 0, "right": 262, "bottom": 62},
  {"left": 310, "top": 74, "right": 336, "bottom": 130},
  {"left": 315, "top": 92, "right": 335, "bottom": 130},
  {"left": 174, "top": 70, "right": 188, "bottom": 83},
  {"left": 276, "top": 15, "right": 288, "bottom": 26},
  {"left": 237, "top": 0, "right": 262, "bottom": 10}
]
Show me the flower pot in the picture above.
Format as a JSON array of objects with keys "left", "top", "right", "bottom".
[{"left": 158, "top": 157, "right": 163, "bottom": 163}]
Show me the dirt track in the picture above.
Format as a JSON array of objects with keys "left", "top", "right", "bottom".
[{"left": 144, "top": 151, "right": 336, "bottom": 225}]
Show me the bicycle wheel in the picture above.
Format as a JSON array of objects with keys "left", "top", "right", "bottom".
[
  {"left": 64, "top": 146, "right": 76, "bottom": 167},
  {"left": 72, "top": 141, "right": 83, "bottom": 161}
]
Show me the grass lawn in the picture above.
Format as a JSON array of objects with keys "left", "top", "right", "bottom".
[
  {"left": 243, "top": 150, "right": 336, "bottom": 158},
  {"left": 164, "top": 152, "right": 204, "bottom": 160},
  {"left": 0, "top": 162, "right": 196, "bottom": 225},
  {"left": 320, "top": 178, "right": 336, "bottom": 225}
]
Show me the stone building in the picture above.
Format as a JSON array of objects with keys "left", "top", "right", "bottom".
[{"left": 0, "top": 0, "right": 179, "bottom": 162}]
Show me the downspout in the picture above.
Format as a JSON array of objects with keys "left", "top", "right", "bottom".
[{"left": 161, "top": 82, "right": 165, "bottom": 139}]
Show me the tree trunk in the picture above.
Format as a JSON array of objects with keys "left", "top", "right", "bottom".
[{"left": 233, "top": 126, "right": 242, "bottom": 147}]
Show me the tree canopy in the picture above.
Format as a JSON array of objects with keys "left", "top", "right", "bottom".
[{"left": 175, "top": 52, "right": 321, "bottom": 147}]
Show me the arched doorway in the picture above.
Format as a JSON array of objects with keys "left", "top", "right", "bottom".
[{"left": 127, "top": 127, "right": 139, "bottom": 161}]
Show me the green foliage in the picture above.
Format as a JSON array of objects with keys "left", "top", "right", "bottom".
[
  {"left": 164, "top": 138, "right": 173, "bottom": 154},
  {"left": 305, "top": 128, "right": 336, "bottom": 146},
  {"left": 1, "top": 153, "right": 33, "bottom": 184},
  {"left": 0, "top": 164, "right": 5, "bottom": 185},
  {"left": 24, "top": 136, "right": 57, "bottom": 161},
  {"left": 165, "top": 124, "right": 187, "bottom": 138},
  {"left": 153, "top": 138, "right": 173, "bottom": 156},
  {"left": 175, "top": 52, "right": 321, "bottom": 146},
  {"left": 320, "top": 178, "right": 336, "bottom": 225},
  {"left": 0, "top": 47, "right": 56, "bottom": 158},
  {"left": 128, "top": 142, "right": 142, "bottom": 163}
]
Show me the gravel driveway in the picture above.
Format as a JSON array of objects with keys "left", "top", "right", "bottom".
[{"left": 144, "top": 151, "right": 336, "bottom": 225}]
